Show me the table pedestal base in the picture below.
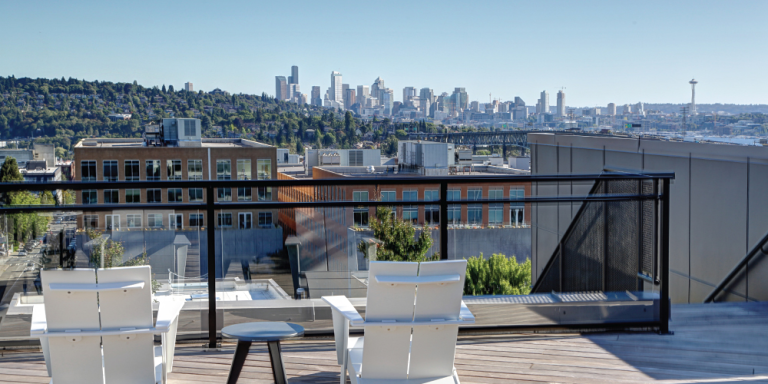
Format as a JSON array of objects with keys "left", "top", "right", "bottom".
[{"left": 226, "top": 340, "right": 288, "bottom": 384}]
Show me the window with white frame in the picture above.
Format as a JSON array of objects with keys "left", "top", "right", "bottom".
[
  {"left": 424, "top": 190, "right": 439, "bottom": 224},
  {"left": 104, "top": 189, "right": 119, "bottom": 204},
  {"left": 510, "top": 188, "right": 525, "bottom": 227},
  {"left": 126, "top": 189, "right": 141, "bottom": 203},
  {"left": 239, "top": 212, "right": 252, "bottom": 229},
  {"left": 218, "top": 213, "right": 233, "bottom": 227},
  {"left": 402, "top": 190, "right": 418, "bottom": 224},
  {"left": 147, "top": 214, "right": 163, "bottom": 228},
  {"left": 84, "top": 215, "right": 98, "bottom": 229},
  {"left": 127, "top": 214, "right": 142, "bottom": 228},
  {"left": 169, "top": 214, "right": 183, "bottom": 229},
  {"left": 81, "top": 160, "right": 97, "bottom": 181},
  {"left": 167, "top": 160, "right": 182, "bottom": 180},
  {"left": 189, "top": 214, "right": 203, "bottom": 227},
  {"left": 217, "top": 188, "right": 231, "bottom": 201},
  {"left": 168, "top": 188, "right": 183, "bottom": 203},
  {"left": 147, "top": 188, "right": 162, "bottom": 203},
  {"left": 467, "top": 188, "right": 483, "bottom": 224},
  {"left": 189, "top": 188, "right": 203, "bottom": 202},
  {"left": 447, "top": 189, "right": 461, "bottom": 224},
  {"left": 353, "top": 191, "right": 369, "bottom": 227},
  {"left": 124, "top": 160, "right": 140, "bottom": 181},
  {"left": 488, "top": 188, "right": 503, "bottom": 224},
  {"left": 257, "top": 159, "right": 272, "bottom": 201},
  {"left": 238, "top": 187, "right": 252, "bottom": 201},
  {"left": 105, "top": 214, "right": 119, "bottom": 230},
  {"left": 217, "top": 160, "right": 231, "bottom": 202},
  {"left": 145, "top": 160, "right": 161, "bottom": 181},
  {"left": 82, "top": 190, "right": 98, "bottom": 204},
  {"left": 188, "top": 160, "right": 203, "bottom": 180},
  {"left": 103, "top": 160, "right": 118, "bottom": 181},
  {"left": 259, "top": 212, "right": 273, "bottom": 228}
]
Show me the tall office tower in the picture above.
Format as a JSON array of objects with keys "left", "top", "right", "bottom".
[
  {"left": 311, "top": 86, "right": 321, "bottom": 107},
  {"left": 635, "top": 102, "right": 644, "bottom": 116},
  {"left": 345, "top": 88, "right": 356, "bottom": 109},
  {"left": 331, "top": 71, "right": 343, "bottom": 102},
  {"left": 539, "top": 91, "right": 550, "bottom": 114},
  {"left": 607, "top": 103, "right": 616, "bottom": 116},
  {"left": 342, "top": 84, "right": 350, "bottom": 108},
  {"left": 289, "top": 66, "right": 299, "bottom": 85},
  {"left": 514, "top": 96, "right": 525, "bottom": 108},
  {"left": 689, "top": 79, "right": 698, "bottom": 115},
  {"left": 357, "top": 85, "right": 369, "bottom": 105},
  {"left": 275, "top": 76, "right": 288, "bottom": 100},
  {"left": 289, "top": 84, "right": 300, "bottom": 102},
  {"left": 380, "top": 88, "right": 394, "bottom": 115},
  {"left": 371, "top": 77, "right": 385, "bottom": 101},
  {"left": 403, "top": 87, "right": 416, "bottom": 103},
  {"left": 535, "top": 99, "right": 542, "bottom": 114},
  {"left": 451, "top": 88, "right": 468, "bottom": 112},
  {"left": 623, "top": 104, "right": 632, "bottom": 114},
  {"left": 184, "top": 82, "right": 193, "bottom": 92},
  {"left": 498, "top": 102, "right": 509, "bottom": 113},
  {"left": 470, "top": 101, "right": 480, "bottom": 112},
  {"left": 418, "top": 88, "right": 433, "bottom": 112},
  {"left": 556, "top": 90, "right": 565, "bottom": 117}
]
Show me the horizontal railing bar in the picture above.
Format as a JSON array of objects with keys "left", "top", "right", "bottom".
[
  {"left": 0, "top": 172, "right": 675, "bottom": 192},
  {"left": 0, "top": 194, "right": 660, "bottom": 213}
]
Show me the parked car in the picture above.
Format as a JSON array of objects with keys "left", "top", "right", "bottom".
[{"left": 19, "top": 250, "right": 27, "bottom": 256}]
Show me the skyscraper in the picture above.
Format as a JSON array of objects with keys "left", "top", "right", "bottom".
[
  {"left": 311, "top": 86, "right": 321, "bottom": 107},
  {"left": 419, "top": 88, "right": 433, "bottom": 113},
  {"left": 289, "top": 66, "right": 299, "bottom": 85},
  {"left": 289, "top": 84, "right": 300, "bottom": 103},
  {"left": 539, "top": 91, "right": 549, "bottom": 114},
  {"left": 342, "top": 84, "right": 350, "bottom": 108},
  {"left": 371, "top": 77, "right": 385, "bottom": 101},
  {"left": 184, "top": 82, "right": 193, "bottom": 92},
  {"left": 451, "top": 88, "right": 468, "bottom": 112},
  {"left": 635, "top": 102, "right": 644, "bottom": 116},
  {"left": 556, "top": 90, "right": 565, "bottom": 117},
  {"left": 380, "top": 88, "right": 394, "bottom": 115},
  {"left": 345, "top": 89, "right": 356, "bottom": 110},
  {"left": 357, "top": 85, "right": 369, "bottom": 106},
  {"left": 403, "top": 87, "right": 416, "bottom": 103},
  {"left": 514, "top": 97, "right": 525, "bottom": 108},
  {"left": 330, "top": 71, "right": 343, "bottom": 103},
  {"left": 275, "top": 76, "right": 288, "bottom": 100},
  {"left": 607, "top": 103, "right": 616, "bottom": 116}
]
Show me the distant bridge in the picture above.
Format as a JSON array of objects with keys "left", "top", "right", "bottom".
[{"left": 407, "top": 131, "right": 538, "bottom": 153}]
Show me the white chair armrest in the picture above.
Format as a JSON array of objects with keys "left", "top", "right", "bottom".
[
  {"left": 30, "top": 304, "right": 47, "bottom": 336},
  {"left": 322, "top": 296, "right": 364, "bottom": 326},
  {"left": 155, "top": 300, "right": 184, "bottom": 332},
  {"left": 460, "top": 301, "right": 475, "bottom": 323}
]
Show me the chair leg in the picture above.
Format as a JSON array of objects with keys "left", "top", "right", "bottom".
[
  {"left": 339, "top": 349, "right": 347, "bottom": 384},
  {"left": 226, "top": 340, "right": 251, "bottom": 384}
]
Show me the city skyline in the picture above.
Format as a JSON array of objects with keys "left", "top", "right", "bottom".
[{"left": 1, "top": 1, "right": 766, "bottom": 106}]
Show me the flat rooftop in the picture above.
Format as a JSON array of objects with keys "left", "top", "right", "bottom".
[
  {"left": 314, "top": 165, "right": 530, "bottom": 177},
  {"left": 74, "top": 138, "right": 273, "bottom": 149},
  {"left": 3, "top": 302, "right": 766, "bottom": 383}
]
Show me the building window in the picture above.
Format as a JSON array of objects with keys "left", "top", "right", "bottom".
[
  {"left": 127, "top": 214, "right": 142, "bottom": 228},
  {"left": 189, "top": 214, "right": 203, "bottom": 227},
  {"left": 218, "top": 188, "right": 232, "bottom": 201},
  {"left": 511, "top": 188, "right": 525, "bottom": 227},
  {"left": 104, "top": 189, "right": 119, "bottom": 204},
  {"left": 188, "top": 160, "right": 203, "bottom": 180},
  {"left": 257, "top": 159, "right": 271, "bottom": 201},
  {"left": 189, "top": 188, "right": 203, "bottom": 202},
  {"left": 103, "top": 160, "right": 118, "bottom": 181},
  {"left": 84, "top": 215, "right": 98, "bottom": 229},
  {"left": 467, "top": 188, "right": 482, "bottom": 225},
  {"left": 125, "top": 160, "right": 140, "bottom": 181},
  {"left": 146, "top": 160, "right": 161, "bottom": 181},
  {"left": 81, "top": 160, "right": 96, "bottom": 181},
  {"left": 381, "top": 190, "right": 396, "bottom": 217},
  {"left": 218, "top": 213, "right": 233, "bottom": 227},
  {"left": 168, "top": 188, "right": 183, "bottom": 203},
  {"left": 126, "top": 189, "right": 141, "bottom": 203},
  {"left": 402, "top": 190, "right": 418, "bottom": 224},
  {"left": 424, "top": 190, "right": 439, "bottom": 224},
  {"left": 447, "top": 189, "right": 461, "bottom": 224},
  {"left": 237, "top": 159, "right": 251, "bottom": 180},
  {"left": 105, "top": 214, "right": 119, "bottom": 230},
  {"left": 147, "top": 214, "right": 163, "bottom": 228},
  {"left": 259, "top": 212, "right": 272, "bottom": 228},
  {"left": 82, "top": 190, "right": 98, "bottom": 204},
  {"left": 167, "top": 160, "right": 182, "bottom": 180},
  {"left": 353, "top": 191, "right": 369, "bottom": 227},
  {"left": 169, "top": 214, "right": 183, "bottom": 229},
  {"left": 239, "top": 212, "right": 252, "bottom": 229},
  {"left": 147, "top": 189, "right": 162, "bottom": 203},
  {"left": 488, "top": 188, "right": 503, "bottom": 225},
  {"left": 238, "top": 187, "right": 252, "bottom": 201}
]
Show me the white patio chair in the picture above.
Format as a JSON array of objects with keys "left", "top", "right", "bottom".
[
  {"left": 30, "top": 266, "right": 184, "bottom": 384},
  {"left": 323, "top": 260, "right": 475, "bottom": 384}
]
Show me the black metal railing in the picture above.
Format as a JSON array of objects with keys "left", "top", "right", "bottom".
[{"left": 0, "top": 171, "right": 674, "bottom": 346}]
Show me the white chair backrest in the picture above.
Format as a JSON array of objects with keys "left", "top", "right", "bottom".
[
  {"left": 361, "top": 260, "right": 467, "bottom": 380},
  {"left": 41, "top": 266, "right": 156, "bottom": 384}
]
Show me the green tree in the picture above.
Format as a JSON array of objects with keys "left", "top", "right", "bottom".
[
  {"left": 382, "top": 135, "right": 399, "bottom": 157},
  {"left": 0, "top": 157, "right": 24, "bottom": 205},
  {"left": 358, "top": 206, "right": 437, "bottom": 262},
  {"left": 464, "top": 253, "right": 531, "bottom": 296},
  {"left": 295, "top": 140, "right": 304, "bottom": 155}
]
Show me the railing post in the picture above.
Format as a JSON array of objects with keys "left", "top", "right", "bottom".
[
  {"left": 440, "top": 182, "right": 448, "bottom": 260},
  {"left": 206, "top": 186, "right": 218, "bottom": 348},
  {"left": 659, "top": 178, "right": 672, "bottom": 335}
]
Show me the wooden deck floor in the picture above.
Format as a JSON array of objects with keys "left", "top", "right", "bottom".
[{"left": 0, "top": 301, "right": 766, "bottom": 383}]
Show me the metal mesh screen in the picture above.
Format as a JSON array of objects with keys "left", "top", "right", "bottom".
[
  {"left": 641, "top": 180, "right": 656, "bottom": 280},
  {"left": 562, "top": 188, "right": 605, "bottom": 292},
  {"left": 606, "top": 180, "right": 640, "bottom": 292}
]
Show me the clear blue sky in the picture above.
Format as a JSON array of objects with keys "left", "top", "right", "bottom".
[{"left": 1, "top": 0, "right": 766, "bottom": 106}]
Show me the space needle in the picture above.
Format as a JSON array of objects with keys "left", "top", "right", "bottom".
[{"left": 689, "top": 79, "right": 698, "bottom": 115}]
